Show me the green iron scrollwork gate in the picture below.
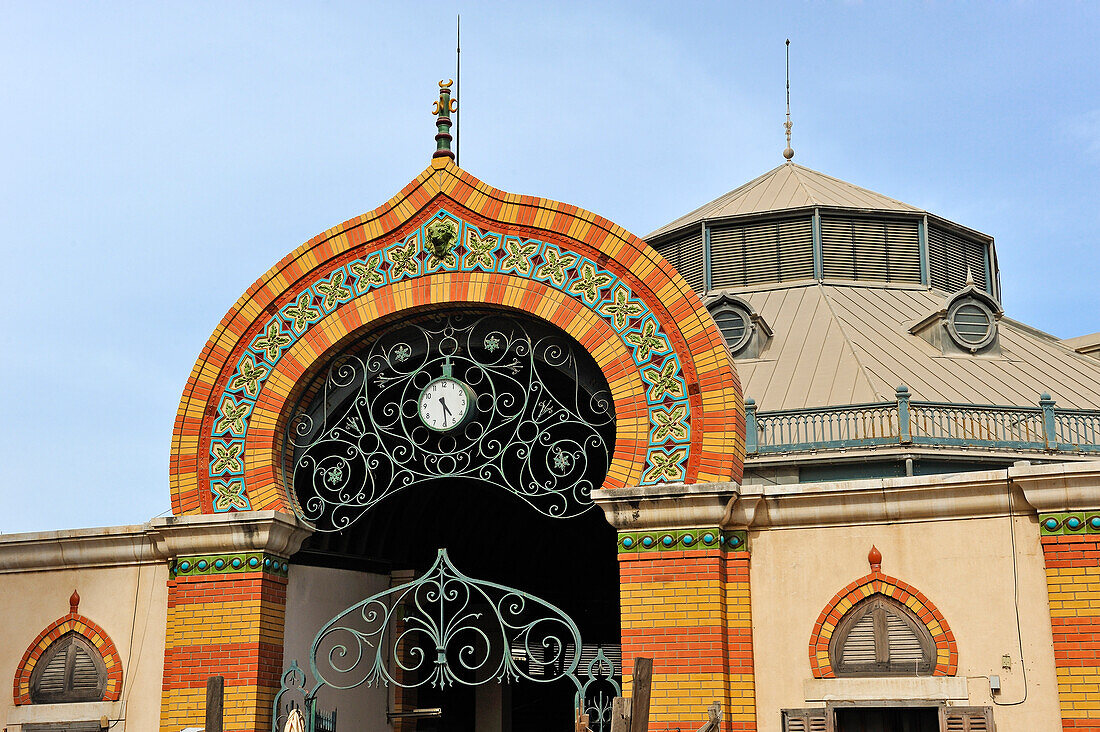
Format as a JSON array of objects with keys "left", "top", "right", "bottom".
[{"left": 274, "top": 549, "right": 620, "bottom": 732}]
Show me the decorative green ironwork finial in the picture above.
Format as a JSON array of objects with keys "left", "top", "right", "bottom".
[{"left": 433, "top": 79, "right": 457, "bottom": 160}]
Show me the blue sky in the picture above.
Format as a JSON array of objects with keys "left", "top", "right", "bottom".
[{"left": 2, "top": 2, "right": 1098, "bottom": 533}]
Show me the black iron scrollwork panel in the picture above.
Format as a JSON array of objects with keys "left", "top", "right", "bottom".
[{"left": 286, "top": 310, "right": 615, "bottom": 531}]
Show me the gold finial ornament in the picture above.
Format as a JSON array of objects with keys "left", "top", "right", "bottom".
[
  {"left": 433, "top": 79, "right": 457, "bottom": 160},
  {"left": 783, "top": 39, "right": 794, "bottom": 161}
]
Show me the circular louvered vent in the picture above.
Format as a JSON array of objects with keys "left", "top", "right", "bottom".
[
  {"left": 947, "top": 299, "right": 996, "bottom": 351},
  {"left": 712, "top": 306, "right": 753, "bottom": 354}
]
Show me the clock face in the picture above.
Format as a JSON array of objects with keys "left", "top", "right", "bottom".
[{"left": 419, "top": 376, "right": 472, "bottom": 431}]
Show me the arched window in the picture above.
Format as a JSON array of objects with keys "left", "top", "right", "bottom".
[
  {"left": 30, "top": 632, "right": 107, "bottom": 703},
  {"left": 828, "top": 596, "right": 935, "bottom": 676}
]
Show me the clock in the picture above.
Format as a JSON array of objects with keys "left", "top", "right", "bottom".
[{"left": 419, "top": 375, "right": 474, "bottom": 431}]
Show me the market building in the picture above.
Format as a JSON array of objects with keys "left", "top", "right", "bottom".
[{"left": 2, "top": 84, "right": 1100, "bottom": 732}]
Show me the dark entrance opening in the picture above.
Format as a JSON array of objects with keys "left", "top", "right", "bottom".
[
  {"left": 834, "top": 706, "right": 939, "bottom": 732},
  {"left": 294, "top": 477, "right": 620, "bottom": 731}
]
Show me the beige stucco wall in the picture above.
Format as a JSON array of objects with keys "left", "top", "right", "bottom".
[
  {"left": 749, "top": 513, "right": 1060, "bottom": 732},
  {"left": 0, "top": 561, "right": 168, "bottom": 731},
  {"left": 283, "top": 564, "right": 392, "bottom": 728}
]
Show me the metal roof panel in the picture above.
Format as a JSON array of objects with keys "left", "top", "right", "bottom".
[{"left": 648, "top": 163, "right": 924, "bottom": 240}]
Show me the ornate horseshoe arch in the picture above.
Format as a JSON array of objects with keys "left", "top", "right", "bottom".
[{"left": 170, "top": 158, "right": 744, "bottom": 521}]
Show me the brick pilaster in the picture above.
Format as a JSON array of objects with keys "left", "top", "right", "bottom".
[
  {"left": 160, "top": 554, "right": 289, "bottom": 732},
  {"left": 1041, "top": 515, "right": 1100, "bottom": 731},
  {"left": 618, "top": 529, "right": 755, "bottom": 732}
]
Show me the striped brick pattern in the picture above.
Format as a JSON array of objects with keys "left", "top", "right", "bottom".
[
  {"left": 13, "top": 613, "right": 123, "bottom": 704},
  {"left": 620, "top": 548, "right": 755, "bottom": 732},
  {"left": 171, "top": 157, "right": 744, "bottom": 517},
  {"left": 161, "top": 571, "right": 287, "bottom": 732},
  {"left": 1043, "top": 534, "right": 1100, "bottom": 730},
  {"left": 808, "top": 572, "right": 957, "bottom": 679},
  {"left": 243, "top": 276, "right": 647, "bottom": 511}
]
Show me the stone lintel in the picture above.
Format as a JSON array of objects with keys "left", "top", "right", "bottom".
[
  {"left": 803, "top": 677, "right": 969, "bottom": 702},
  {"left": 6, "top": 701, "right": 125, "bottom": 725}
]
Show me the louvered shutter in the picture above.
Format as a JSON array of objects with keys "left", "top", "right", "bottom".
[
  {"left": 710, "top": 217, "right": 813, "bottom": 288},
  {"left": 928, "top": 224, "right": 989, "bottom": 293},
  {"left": 653, "top": 233, "right": 704, "bottom": 291},
  {"left": 35, "top": 643, "right": 70, "bottom": 696},
  {"left": 71, "top": 643, "right": 102, "bottom": 692},
  {"left": 30, "top": 632, "right": 107, "bottom": 703},
  {"left": 677, "top": 230, "right": 705, "bottom": 291},
  {"left": 885, "top": 612, "right": 925, "bottom": 664},
  {"left": 654, "top": 239, "right": 681, "bottom": 272},
  {"left": 942, "top": 706, "right": 995, "bottom": 731},
  {"left": 839, "top": 609, "right": 878, "bottom": 666},
  {"left": 781, "top": 708, "right": 828, "bottom": 732},
  {"left": 821, "top": 216, "right": 921, "bottom": 283},
  {"left": 832, "top": 597, "right": 934, "bottom": 675}
]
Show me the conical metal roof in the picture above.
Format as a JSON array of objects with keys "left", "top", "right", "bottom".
[{"left": 648, "top": 161, "right": 923, "bottom": 240}]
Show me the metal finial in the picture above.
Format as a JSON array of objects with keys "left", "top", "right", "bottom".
[
  {"left": 432, "top": 79, "right": 457, "bottom": 161},
  {"left": 783, "top": 39, "right": 794, "bottom": 161}
]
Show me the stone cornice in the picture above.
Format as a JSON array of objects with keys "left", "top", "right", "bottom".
[
  {"left": 150, "top": 510, "right": 309, "bottom": 558},
  {"left": 596, "top": 460, "right": 1100, "bottom": 532},
  {"left": 739, "top": 469, "right": 1026, "bottom": 530},
  {"left": 0, "top": 511, "right": 312, "bottom": 574},
  {"left": 591, "top": 481, "right": 739, "bottom": 530},
  {"left": 0, "top": 524, "right": 160, "bottom": 573},
  {"left": 1010, "top": 460, "right": 1100, "bottom": 514}
]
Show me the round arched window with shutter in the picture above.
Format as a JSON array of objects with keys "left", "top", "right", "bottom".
[
  {"left": 828, "top": 595, "right": 935, "bottom": 677},
  {"left": 29, "top": 632, "right": 107, "bottom": 703}
]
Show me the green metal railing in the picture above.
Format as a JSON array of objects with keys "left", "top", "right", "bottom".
[{"left": 745, "top": 387, "right": 1100, "bottom": 456}]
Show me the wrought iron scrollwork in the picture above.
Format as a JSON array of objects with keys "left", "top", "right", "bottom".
[
  {"left": 275, "top": 549, "right": 620, "bottom": 732},
  {"left": 286, "top": 310, "right": 615, "bottom": 531},
  {"left": 310, "top": 548, "right": 582, "bottom": 690},
  {"left": 272, "top": 662, "right": 309, "bottom": 732},
  {"left": 579, "top": 645, "right": 621, "bottom": 731}
]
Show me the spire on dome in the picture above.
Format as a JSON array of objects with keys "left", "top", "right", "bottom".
[{"left": 783, "top": 39, "right": 794, "bottom": 161}]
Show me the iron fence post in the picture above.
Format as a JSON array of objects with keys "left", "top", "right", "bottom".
[
  {"left": 745, "top": 398, "right": 758, "bottom": 454},
  {"left": 896, "top": 386, "right": 912, "bottom": 444},
  {"left": 1040, "top": 393, "right": 1057, "bottom": 450}
]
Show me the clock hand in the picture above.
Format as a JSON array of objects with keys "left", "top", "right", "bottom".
[{"left": 439, "top": 396, "right": 452, "bottom": 417}]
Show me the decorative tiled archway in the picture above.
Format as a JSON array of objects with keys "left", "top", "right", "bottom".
[
  {"left": 13, "top": 592, "right": 122, "bottom": 704},
  {"left": 808, "top": 548, "right": 958, "bottom": 678},
  {"left": 170, "top": 158, "right": 745, "bottom": 517}
]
